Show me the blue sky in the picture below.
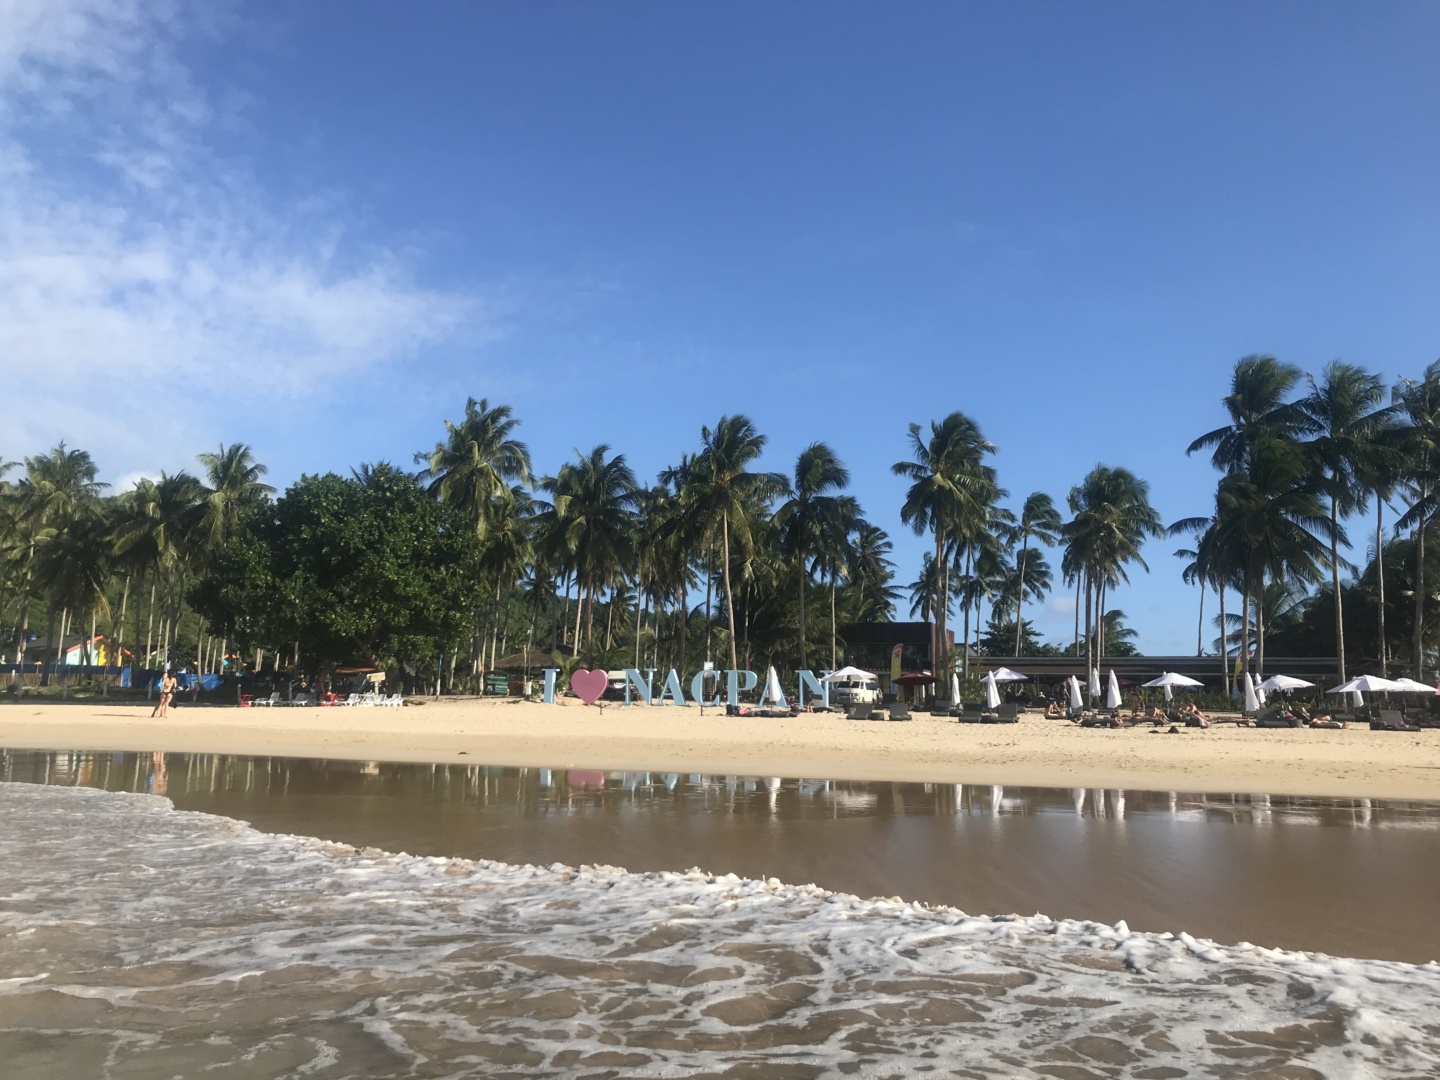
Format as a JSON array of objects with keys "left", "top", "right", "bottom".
[{"left": 2, "top": 2, "right": 1437, "bottom": 654}]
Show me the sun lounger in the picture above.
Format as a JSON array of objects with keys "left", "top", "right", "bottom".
[
  {"left": 955, "top": 701, "right": 984, "bottom": 724},
  {"left": 1254, "top": 706, "right": 1302, "bottom": 728},
  {"left": 887, "top": 702, "right": 912, "bottom": 721},
  {"left": 1372, "top": 710, "right": 1420, "bottom": 732},
  {"left": 846, "top": 703, "right": 878, "bottom": 721},
  {"left": 253, "top": 692, "right": 280, "bottom": 708}
]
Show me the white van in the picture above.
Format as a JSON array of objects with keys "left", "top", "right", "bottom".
[{"left": 830, "top": 676, "right": 880, "bottom": 707}]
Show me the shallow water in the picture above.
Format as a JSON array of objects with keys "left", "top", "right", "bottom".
[
  {"left": 5, "top": 749, "right": 1440, "bottom": 964},
  {"left": 2, "top": 778, "right": 1439, "bottom": 1079}
]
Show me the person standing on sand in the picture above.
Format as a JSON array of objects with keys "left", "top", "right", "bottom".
[{"left": 151, "top": 670, "right": 177, "bottom": 719}]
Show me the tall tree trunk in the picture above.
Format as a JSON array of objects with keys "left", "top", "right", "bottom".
[
  {"left": 1219, "top": 585, "right": 1229, "bottom": 697},
  {"left": 1256, "top": 572, "right": 1267, "bottom": 678},
  {"left": 109, "top": 573, "right": 130, "bottom": 696},
  {"left": 797, "top": 559, "right": 808, "bottom": 669},
  {"left": 1083, "top": 572, "right": 1093, "bottom": 697},
  {"left": 1097, "top": 578, "right": 1106, "bottom": 662},
  {"left": 933, "top": 531, "right": 946, "bottom": 700},
  {"left": 13, "top": 543, "right": 34, "bottom": 683},
  {"left": 678, "top": 579, "right": 689, "bottom": 674},
  {"left": 721, "top": 511, "right": 738, "bottom": 671},
  {"left": 1196, "top": 581, "right": 1205, "bottom": 657},
  {"left": 633, "top": 586, "right": 643, "bottom": 670},
  {"left": 705, "top": 550, "right": 714, "bottom": 663},
  {"left": 1073, "top": 576, "right": 1081, "bottom": 658},
  {"left": 57, "top": 606, "right": 69, "bottom": 697},
  {"left": 830, "top": 579, "right": 838, "bottom": 669},
  {"left": 1332, "top": 496, "right": 1346, "bottom": 682},
  {"left": 1414, "top": 507, "right": 1426, "bottom": 680},
  {"left": 572, "top": 579, "right": 585, "bottom": 656},
  {"left": 144, "top": 577, "right": 156, "bottom": 673},
  {"left": 1377, "top": 500, "right": 1388, "bottom": 677},
  {"left": 604, "top": 590, "right": 615, "bottom": 653},
  {"left": 1013, "top": 541, "right": 1029, "bottom": 656},
  {"left": 1240, "top": 570, "right": 1252, "bottom": 678},
  {"left": 959, "top": 547, "right": 971, "bottom": 681}
]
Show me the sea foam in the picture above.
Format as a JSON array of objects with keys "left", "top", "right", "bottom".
[{"left": 1, "top": 781, "right": 1438, "bottom": 1078}]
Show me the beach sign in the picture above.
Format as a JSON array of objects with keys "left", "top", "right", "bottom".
[
  {"left": 569, "top": 668, "right": 608, "bottom": 705},
  {"left": 543, "top": 667, "right": 833, "bottom": 707}
]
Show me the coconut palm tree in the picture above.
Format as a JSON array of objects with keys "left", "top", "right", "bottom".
[
  {"left": 1187, "top": 355, "right": 1310, "bottom": 472},
  {"left": 1062, "top": 465, "right": 1162, "bottom": 672},
  {"left": 773, "top": 442, "right": 850, "bottom": 669},
  {"left": 1212, "top": 433, "right": 1333, "bottom": 675},
  {"left": 416, "top": 397, "right": 533, "bottom": 538},
  {"left": 893, "top": 412, "right": 998, "bottom": 697},
  {"left": 687, "top": 416, "right": 785, "bottom": 672},
  {"left": 1000, "top": 492, "right": 1062, "bottom": 655},
  {"left": 1354, "top": 418, "right": 1406, "bottom": 675},
  {"left": 112, "top": 472, "right": 207, "bottom": 669},
  {"left": 1298, "top": 362, "right": 1389, "bottom": 681},
  {"left": 536, "top": 446, "right": 640, "bottom": 654},
  {"left": 198, "top": 443, "right": 274, "bottom": 550},
  {"left": 1393, "top": 361, "right": 1440, "bottom": 679},
  {"left": 845, "top": 521, "right": 898, "bottom": 625}
]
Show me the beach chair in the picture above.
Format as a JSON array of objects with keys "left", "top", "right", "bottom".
[
  {"left": 1253, "top": 706, "right": 1301, "bottom": 728},
  {"left": 887, "top": 702, "right": 912, "bottom": 721},
  {"left": 956, "top": 702, "right": 984, "bottom": 724},
  {"left": 1372, "top": 709, "right": 1419, "bottom": 731},
  {"left": 994, "top": 702, "right": 1019, "bottom": 723},
  {"left": 254, "top": 692, "right": 280, "bottom": 708},
  {"left": 846, "top": 703, "right": 877, "bottom": 721},
  {"left": 291, "top": 693, "right": 313, "bottom": 706}
]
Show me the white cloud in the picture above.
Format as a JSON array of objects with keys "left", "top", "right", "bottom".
[{"left": 0, "top": 0, "right": 492, "bottom": 475}]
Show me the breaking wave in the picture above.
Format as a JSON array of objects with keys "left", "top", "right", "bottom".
[{"left": 2, "top": 782, "right": 1438, "bottom": 1078}]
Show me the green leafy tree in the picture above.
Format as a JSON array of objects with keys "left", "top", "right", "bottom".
[{"left": 773, "top": 442, "right": 850, "bottom": 669}]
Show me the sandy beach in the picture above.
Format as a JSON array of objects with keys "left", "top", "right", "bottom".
[{"left": 2, "top": 696, "right": 1438, "bottom": 799}]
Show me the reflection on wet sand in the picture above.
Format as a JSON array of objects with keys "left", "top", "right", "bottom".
[{"left": 5, "top": 748, "right": 1439, "bottom": 962}]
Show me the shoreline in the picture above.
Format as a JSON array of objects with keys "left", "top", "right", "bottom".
[{"left": 2, "top": 697, "right": 1438, "bottom": 800}]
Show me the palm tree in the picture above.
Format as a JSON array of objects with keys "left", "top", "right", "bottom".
[
  {"left": 112, "top": 472, "right": 207, "bottom": 670},
  {"left": 1187, "top": 355, "right": 1310, "bottom": 471},
  {"left": 536, "top": 446, "right": 640, "bottom": 654},
  {"left": 1062, "top": 465, "right": 1162, "bottom": 674},
  {"left": 893, "top": 412, "right": 998, "bottom": 698},
  {"left": 1212, "top": 433, "right": 1333, "bottom": 675},
  {"left": 773, "top": 443, "right": 850, "bottom": 669},
  {"left": 198, "top": 444, "right": 274, "bottom": 549},
  {"left": 688, "top": 416, "right": 785, "bottom": 671},
  {"left": 1394, "top": 362, "right": 1440, "bottom": 678},
  {"left": 1354, "top": 419, "right": 1406, "bottom": 675},
  {"left": 416, "top": 397, "right": 533, "bottom": 539},
  {"left": 16, "top": 445, "right": 107, "bottom": 673},
  {"left": 1299, "top": 362, "right": 1388, "bottom": 681},
  {"left": 1000, "top": 492, "right": 1062, "bottom": 655},
  {"left": 845, "top": 521, "right": 898, "bottom": 624}
]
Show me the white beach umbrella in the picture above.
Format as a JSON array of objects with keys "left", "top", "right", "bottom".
[
  {"left": 1088, "top": 668, "right": 1101, "bottom": 698},
  {"left": 1105, "top": 669, "right": 1122, "bottom": 710},
  {"left": 950, "top": 672, "right": 961, "bottom": 704},
  {"left": 1387, "top": 677, "right": 1434, "bottom": 693},
  {"left": 1328, "top": 675, "right": 1406, "bottom": 694},
  {"left": 1242, "top": 672, "right": 1259, "bottom": 714},
  {"left": 1256, "top": 675, "right": 1314, "bottom": 692},
  {"left": 759, "top": 665, "right": 786, "bottom": 707},
  {"left": 821, "top": 666, "right": 876, "bottom": 683},
  {"left": 982, "top": 672, "right": 1001, "bottom": 710},
  {"left": 989, "top": 666, "right": 1029, "bottom": 682},
  {"left": 1141, "top": 672, "right": 1205, "bottom": 689},
  {"left": 1067, "top": 675, "right": 1083, "bottom": 711}
]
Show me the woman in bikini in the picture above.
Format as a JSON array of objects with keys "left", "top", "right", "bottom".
[{"left": 151, "top": 669, "right": 178, "bottom": 719}]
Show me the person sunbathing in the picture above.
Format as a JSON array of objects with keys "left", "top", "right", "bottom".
[
  {"left": 1296, "top": 707, "right": 1345, "bottom": 729},
  {"left": 1178, "top": 702, "right": 1211, "bottom": 728},
  {"left": 1045, "top": 700, "right": 1067, "bottom": 719}
]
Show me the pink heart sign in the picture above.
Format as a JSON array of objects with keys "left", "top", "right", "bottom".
[{"left": 570, "top": 668, "right": 608, "bottom": 705}]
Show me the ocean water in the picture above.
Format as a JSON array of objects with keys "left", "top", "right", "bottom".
[{"left": 2, "top": 780, "right": 1440, "bottom": 1078}]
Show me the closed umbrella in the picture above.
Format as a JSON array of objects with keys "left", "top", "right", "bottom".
[
  {"left": 1105, "top": 669, "right": 1122, "bottom": 710},
  {"left": 1088, "top": 668, "right": 1101, "bottom": 698},
  {"left": 951, "top": 672, "right": 961, "bottom": 705},
  {"left": 1067, "top": 675, "right": 1083, "bottom": 712},
  {"left": 1242, "top": 672, "right": 1259, "bottom": 714},
  {"left": 760, "top": 665, "right": 786, "bottom": 707},
  {"left": 982, "top": 672, "right": 1001, "bottom": 710}
]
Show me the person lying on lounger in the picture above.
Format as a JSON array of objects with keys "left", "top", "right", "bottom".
[
  {"left": 1294, "top": 706, "right": 1345, "bottom": 729},
  {"left": 1045, "top": 699, "right": 1067, "bottom": 719},
  {"left": 1177, "top": 702, "right": 1211, "bottom": 728}
]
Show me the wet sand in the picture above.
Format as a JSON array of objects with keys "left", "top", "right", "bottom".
[{"left": 2, "top": 696, "right": 1438, "bottom": 799}]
